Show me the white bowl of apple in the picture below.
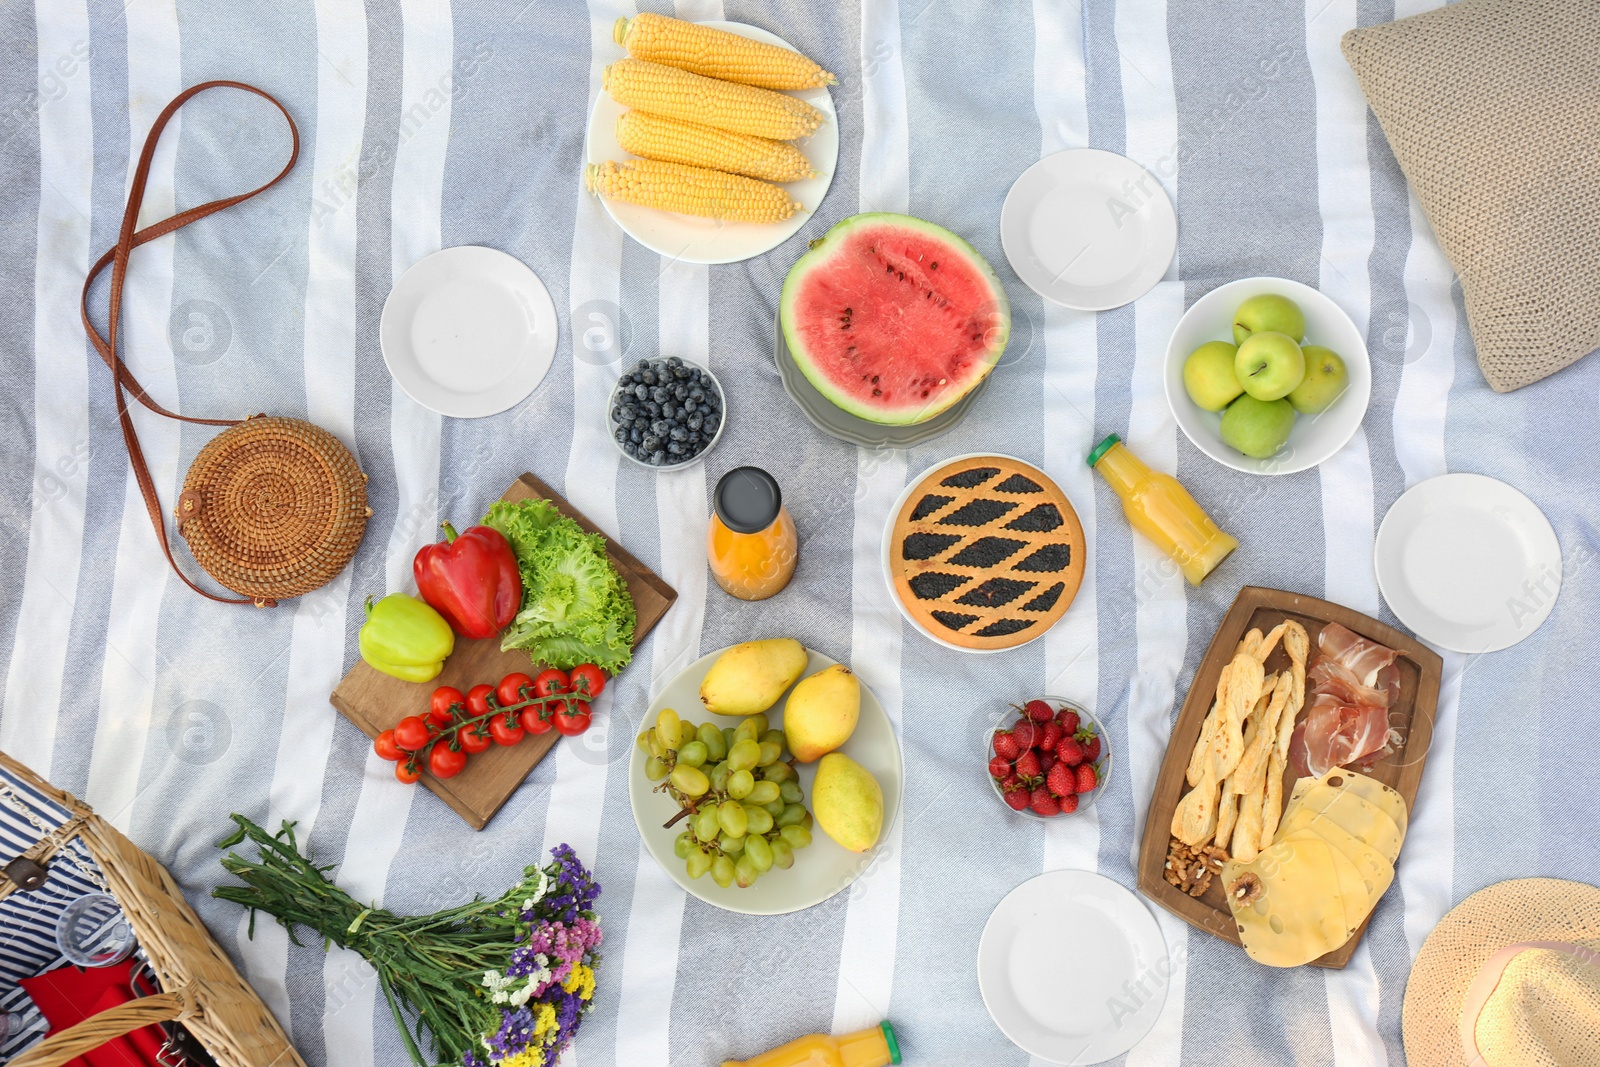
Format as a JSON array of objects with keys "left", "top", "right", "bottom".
[{"left": 1165, "top": 277, "right": 1371, "bottom": 476}]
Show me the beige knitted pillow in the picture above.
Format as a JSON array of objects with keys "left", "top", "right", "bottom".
[{"left": 1342, "top": 0, "right": 1600, "bottom": 392}]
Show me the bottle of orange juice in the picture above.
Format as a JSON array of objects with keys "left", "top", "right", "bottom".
[
  {"left": 1088, "top": 434, "right": 1236, "bottom": 585},
  {"left": 721, "top": 1021, "right": 900, "bottom": 1067},
  {"left": 707, "top": 467, "right": 798, "bottom": 601}
]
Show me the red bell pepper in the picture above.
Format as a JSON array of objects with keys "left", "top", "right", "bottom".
[{"left": 413, "top": 522, "right": 522, "bottom": 640}]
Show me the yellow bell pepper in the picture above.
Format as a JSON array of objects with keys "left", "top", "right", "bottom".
[{"left": 359, "top": 593, "right": 454, "bottom": 682}]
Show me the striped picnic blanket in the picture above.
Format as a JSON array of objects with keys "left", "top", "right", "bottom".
[{"left": 1, "top": 1, "right": 1596, "bottom": 1065}]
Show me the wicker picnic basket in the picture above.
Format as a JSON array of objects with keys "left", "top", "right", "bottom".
[{"left": 0, "top": 749, "right": 305, "bottom": 1067}]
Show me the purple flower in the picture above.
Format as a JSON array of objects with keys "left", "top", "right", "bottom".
[{"left": 487, "top": 1007, "right": 537, "bottom": 1060}]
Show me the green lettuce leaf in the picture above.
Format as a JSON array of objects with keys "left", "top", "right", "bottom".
[{"left": 483, "top": 499, "right": 636, "bottom": 673}]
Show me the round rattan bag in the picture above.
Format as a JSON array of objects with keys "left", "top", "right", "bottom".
[
  {"left": 174, "top": 416, "right": 369, "bottom": 603},
  {"left": 82, "top": 82, "right": 372, "bottom": 609}
]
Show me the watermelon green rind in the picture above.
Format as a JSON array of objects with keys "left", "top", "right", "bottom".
[{"left": 780, "top": 213, "right": 1010, "bottom": 426}]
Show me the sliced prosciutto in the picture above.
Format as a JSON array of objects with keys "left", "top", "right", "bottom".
[
  {"left": 1318, "top": 623, "right": 1399, "bottom": 685},
  {"left": 1291, "top": 624, "right": 1403, "bottom": 776},
  {"left": 1290, "top": 694, "right": 1393, "bottom": 778}
]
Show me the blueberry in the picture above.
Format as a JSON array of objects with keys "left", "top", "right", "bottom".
[
  {"left": 704, "top": 415, "right": 720, "bottom": 434},
  {"left": 665, "top": 402, "right": 680, "bottom": 420},
  {"left": 670, "top": 426, "right": 687, "bottom": 442},
  {"left": 621, "top": 404, "right": 638, "bottom": 421},
  {"left": 649, "top": 450, "right": 665, "bottom": 466},
  {"left": 667, "top": 441, "right": 684, "bottom": 456},
  {"left": 631, "top": 384, "right": 647, "bottom": 401},
  {"left": 613, "top": 424, "right": 627, "bottom": 442},
  {"left": 645, "top": 401, "right": 661, "bottom": 416},
  {"left": 630, "top": 427, "right": 643, "bottom": 444},
  {"left": 688, "top": 429, "right": 703, "bottom": 443},
  {"left": 666, "top": 356, "right": 683, "bottom": 368},
  {"left": 642, "top": 370, "right": 657, "bottom": 386},
  {"left": 688, "top": 388, "right": 704, "bottom": 404},
  {"left": 683, "top": 413, "right": 701, "bottom": 431}
]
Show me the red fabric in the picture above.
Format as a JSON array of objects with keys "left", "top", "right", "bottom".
[{"left": 18, "top": 962, "right": 166, "bottom": 1066}]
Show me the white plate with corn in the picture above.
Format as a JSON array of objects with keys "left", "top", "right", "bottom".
[{"left": 585, "top": 14, "right": 838, "bottom": 265}]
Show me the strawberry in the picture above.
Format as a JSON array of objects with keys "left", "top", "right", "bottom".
[
  {"left": 1039, "top": 721, "right": 1063, "bottom": 752},
  {"left": 1056, "top": 707, "right": 1081, "bottom": 733},
  {"left": 1024, "top": 699, "right": 1054, "bottom": 723},
  {"left": 1046, "top": 761, "right": 1076, "bottom": 798},
  {"left": 1037, "top": 751, "right": 1057, "bottom": 774},
  {"left": 1056, "top": 736, "right": 1085, "bottom": 767},
  {"left": 1011, "top": 720, "right": 1038, "bottom": 751},
  {"left": 1059, "top": 793, "right": 1080, "bottom": 814},
  {"left": 988, "top": 755, "right": 1013, "bottom": 779},
  {"left": 1014, "top": 750, "right": 1041, "bottom": 780},
  {"left": 1029, "top": 786, "right": 1060, "bottom": 816},
  {"left": 1075, "top": 762, "right": 1099, "bottom": 793},
  {"left": 1078, "top": 731, "right": 1102, "bottom": 762},
  {"left": 1001, "top": 773, "right": 1023, "bottom": 793},
  {"left": 1003, "top": 787, "right": 1030, "bottom": 811},
  {"left": 993, "top": 730, "right": 1021, "bottom": 760}
]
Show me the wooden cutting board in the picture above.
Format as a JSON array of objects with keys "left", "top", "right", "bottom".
[
  {"left": 330, "top": 473, "right": 676, "bottom": 829},
  {"left": 1136, "top": 585, "right": 1441, "bottom": 969}
]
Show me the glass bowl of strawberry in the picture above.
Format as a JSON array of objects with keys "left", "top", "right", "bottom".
[{"left": 986, "top": 697, "right": 1109, "bottom": 818}]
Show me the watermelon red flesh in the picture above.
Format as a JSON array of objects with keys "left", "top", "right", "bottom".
[{"left": 781, "top": 214, "right": 1009, "bottom": 425}]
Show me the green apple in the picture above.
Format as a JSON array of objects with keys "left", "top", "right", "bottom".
[
  {"left": 1234, "top": 332, "right": 1305, "bottom": 401},
  {"left": 1287, "top": 345, "right": 1348, "bottom": 414},
  {"left": 1183, "top": 341, "right": 1244, "bottom": 411},
  {"left": 1232, "top": 294, "right": 1306, "bottom": 345},
  {"left": 1220, "top": 395, "right": 1296, "bottom": 459}
]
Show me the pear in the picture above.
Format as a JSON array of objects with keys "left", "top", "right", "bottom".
[
  {"left": 783, "top": 664, "right": 860, "bottom": 763},
  {"left": 812, "top": 753, "right": 884, "bottom": 853},
  {"left": 698, "top": 638, "right": 808, "bottom": 717}
]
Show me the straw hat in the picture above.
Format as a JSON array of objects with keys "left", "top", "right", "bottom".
[{"left": 1403, "top": 878, "right": 1600, "bottom": 1067}]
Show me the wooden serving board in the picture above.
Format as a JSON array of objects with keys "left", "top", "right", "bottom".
[
  {"left": 330, "top": 473, "right": 676, "bottom": 829},
  {"left": 1136, "top": 585, "right": 1442, "bottom": 969}
]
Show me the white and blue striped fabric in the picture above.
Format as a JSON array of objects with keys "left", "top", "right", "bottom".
[
  {"left": 1, "top": 2, "right": 1596, "bottom": 1066},
  {"left": 0, "top": 769, "right": 110, "bottom": 1058}
]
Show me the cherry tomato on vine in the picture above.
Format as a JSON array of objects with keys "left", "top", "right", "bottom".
[
  {"left": 374, "top": 729, "right": 404, "bottom": 762},
  {"left": 466, "top": 683, "right": 496, "bottom": 718},
  {"left": 428, "top": 686, "right": 465, "bottom": 728},
  {"left": 429, "top": 744, "right": 467, "bottom": 779},
  {"left": 393, "top": 715, "right": 430, "bottom": 751},
  {"left": 568, "top": 664, "right": 605, "bottom": 700},
  {"left": 553, "top": 699, "right": 592, "bottom": 737},
  {"left": 522, "top": 702, "right": 554, "bottom": 736},
  {"left": 488, "top": 712, "right": 526, "bottom": 746},
  {"left": 497, "top": 672, "right": 535, "bottom": 708},
  {"left": 532, "top": 668, "right": 569, "bottom": 699},
  {"left": 395, "top": 760, "right": 423, "bottom": 784},
  {"left": 457, "top": 724, "right": 492, "bottom": 754}
]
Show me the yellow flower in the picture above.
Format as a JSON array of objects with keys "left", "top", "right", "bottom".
[
  {"left": 498, "top": 1048, "right": 544, "bottom": 1067},
  {"left": 531, "top": 1002, "right": 559, "bottom": 1042},
  {"left": 561, "top": 963, "right": 596, "bottom": 1001}
]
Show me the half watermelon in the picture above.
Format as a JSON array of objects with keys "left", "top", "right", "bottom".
[{"left": 780, "top": 213, "right": 1010, "bottom": 425}]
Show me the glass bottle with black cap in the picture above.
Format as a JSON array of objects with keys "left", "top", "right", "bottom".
[{"left": 707, "top": 467, "right": 798, "bottom": 600}]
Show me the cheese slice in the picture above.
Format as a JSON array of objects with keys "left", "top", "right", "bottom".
[
  {"left": 1288, "top": 768, "right": 1409, "bottom": 837},
  {"left": 1278, "top": 829, "right": 1369, "bottom": 938},
  {"left": 1290, "top": 809, "right": 1396, "bottom": 909},
  {"left": 1279, "top": 783, "right": 1404, "bottom": 864},
  {"left": 1222, "top": 836, "right": 1348, "bottom": 968}
]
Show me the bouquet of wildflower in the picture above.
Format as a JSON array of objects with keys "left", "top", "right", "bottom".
[{"left": 214, "top": 815, "right": 602, "bottom": 1067}]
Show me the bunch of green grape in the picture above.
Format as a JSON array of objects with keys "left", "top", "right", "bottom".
[{"left": 638, "top": 707, "right": 813, "bottom": 889}]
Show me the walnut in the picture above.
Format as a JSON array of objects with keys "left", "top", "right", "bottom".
[
  {"left": 1166, "top": 836, "right": 1229, "bottom": 898},
  {"left": 1228, "top": 871, "right": 1264, "bottom": 907}
]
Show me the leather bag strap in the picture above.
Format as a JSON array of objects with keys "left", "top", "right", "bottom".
[{"left": 80, "top": 80, "right": 300, "bottom": 606}]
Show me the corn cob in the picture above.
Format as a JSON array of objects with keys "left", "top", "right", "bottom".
[
  {"left": 616, "top": 111, "right": 816, "bottom": 184},
  {"left": 586, "top": 159, "right": 800, "bottom": 223},
  {"left": 613, "top": 12, "right": 835, "bottom": 91},
  {"left": 603, "top": 58, "right": 823, "bottom": 141}
]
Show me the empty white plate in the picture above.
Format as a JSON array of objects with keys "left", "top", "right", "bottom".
[
  {"left": 380, "top": 246, "right": 558, "bottom": 418},
  {"left": 585, "top": 21, "right": 838, "bottom": 266},
  {"left": 1375, "top": 473, "right": 1562, "bottom": 654},
  {"left": 978, "top": 870, "right": 1168, "bottom": 1064},
  {"left": 1000, "top": 149, "right": 1177, "bottom": 311}
]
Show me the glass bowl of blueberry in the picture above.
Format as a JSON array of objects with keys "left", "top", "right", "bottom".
[{"left": 609, "top": 356, "right": 726, "bottom": 469}]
